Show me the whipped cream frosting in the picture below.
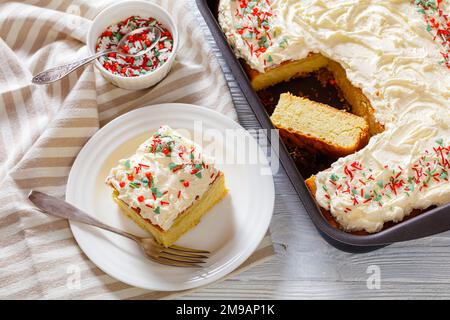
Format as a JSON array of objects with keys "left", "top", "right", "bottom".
[
  {"left": 219, "top": 0, "right": 450, "bottom": 232},
  {"left": 106, "top": 126, "right": 219, "bottom": 231}
]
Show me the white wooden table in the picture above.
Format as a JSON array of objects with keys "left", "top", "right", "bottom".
[{"left": 181, "top": 0, "right": 450, "bottom": 300}]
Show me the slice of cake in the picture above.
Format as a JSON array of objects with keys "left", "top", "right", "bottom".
[
  {"left": 270, "top": 93, "right": 369, "bottom": 157},
  {"left": 105, "top": 125, "right": 228, "bottom": 247}
]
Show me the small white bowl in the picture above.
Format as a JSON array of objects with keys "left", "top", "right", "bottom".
[{"left": 87, "top": 1, "right": 178, "bottom": 90}]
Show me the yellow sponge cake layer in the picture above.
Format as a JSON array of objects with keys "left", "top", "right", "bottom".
[
  {"left": 244, "top": 53, "right": 328, "bottom": 91},
  {"left": 271, "top": 93, "right": 369, "bottom": 157}
]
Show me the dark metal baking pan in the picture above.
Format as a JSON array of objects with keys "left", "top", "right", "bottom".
[{"left": 196, "top": 0, "right": 450, "bottom": 252}]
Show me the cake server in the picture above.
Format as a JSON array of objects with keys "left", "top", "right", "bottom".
[
  {"left": 28, "top": 190, "right": 209, "bottom": 268},
  {"left": 31, "top": 26, "right": 161, "bottom": 85}
]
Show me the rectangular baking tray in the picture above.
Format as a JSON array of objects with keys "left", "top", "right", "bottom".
[{"left": 196, "top": 0, "right": 450, "bottom": 252}]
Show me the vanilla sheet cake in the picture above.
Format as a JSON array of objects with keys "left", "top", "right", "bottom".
[{"left": 219, "top": 0, "right": 450, "bottom": 233}]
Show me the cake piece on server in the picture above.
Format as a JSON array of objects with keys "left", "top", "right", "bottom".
[
  {"left": 106, "top": 125, "right": 227, "bottom": 247},
  {"left": 271, "top": 93, "right": 369, "bottom": 157}
]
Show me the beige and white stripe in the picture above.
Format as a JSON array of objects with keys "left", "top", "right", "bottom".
[{"left": 0, "top": 0, "right": 274, "bottom": 299}]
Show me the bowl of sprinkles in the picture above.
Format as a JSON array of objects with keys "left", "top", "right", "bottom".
[
  {"left": 96, "top": 17, "right": 174, "bottom": 78},
  {"left": 87, "top": 1, "right": 178, "bottom": 90}
]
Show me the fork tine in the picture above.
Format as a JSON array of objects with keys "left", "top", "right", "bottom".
[
  {"left": 156, "top": 256, "right": 204, "bottom": 268},
  {"left": 150, "top": 257, "right": 200, "bottom": 268},
  {"left": 161, "top": 247, "right": 209, "bottom": 259},
  {"left": 157, "top": 252, "right": 207, "bottom": 264},
  {"left": 168, "top": 244, "right": 210, "bottom": 254},
  {"left": 144, "top": 251, "right": 202, "bottom": 268}
]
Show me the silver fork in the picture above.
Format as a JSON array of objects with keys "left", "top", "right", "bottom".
[{"left": 28, "top": 190, "right": 209, "bottom": 268}]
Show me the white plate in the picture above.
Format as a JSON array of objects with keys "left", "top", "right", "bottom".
[{"left": 66, "top": 103, "right": 274, "bottom": 291}]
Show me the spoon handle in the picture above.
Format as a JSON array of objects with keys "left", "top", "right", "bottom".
[
  {"left": 28, "top": 190, "right": 139, "bottom": 242},
  {"left": 31, "top": 50, "right": 113, "bottom": 85}
]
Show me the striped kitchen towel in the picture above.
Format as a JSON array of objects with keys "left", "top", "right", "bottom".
[{"left": 0, "top": 0, "right": 274, "bottom": 299}]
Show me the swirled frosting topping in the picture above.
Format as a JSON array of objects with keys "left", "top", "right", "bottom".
[
  {"left": 106, "top": 126, "right": 218, "bottom": 231},
  {"left": 219, "top": 0, "right": 450, "bottom": 232}
]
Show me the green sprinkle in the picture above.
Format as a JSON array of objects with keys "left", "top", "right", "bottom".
[
  {"left": 195, "top": 172, "right": 202, "bottom": 179},
  {"left": 279, "top": 37, "right": 288, "bottom": 49},
  {"left": 151, "top": 187, "right": 163, "bottom": 198},
  {"left": 168, "top": 163, "right": 179, "bottom": 170},
  {"left": 154, "top": 206, "right": 160, "bottom": 214},
  {"left": 129, "top": 182, "right": 139, "bottom": 189}
]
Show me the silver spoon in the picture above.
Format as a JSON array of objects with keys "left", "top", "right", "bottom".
[{"left": 32, "top": 26, "right": 161, "bottom": 85}]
